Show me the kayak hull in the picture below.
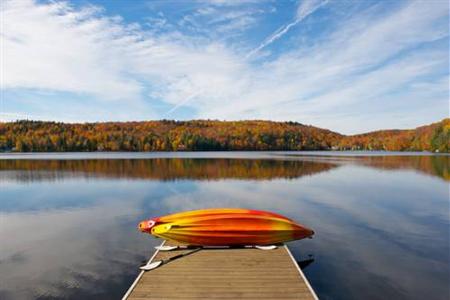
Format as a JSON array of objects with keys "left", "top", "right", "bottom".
[{"left": 139, "top": 208, "right": 314, "bottom": 246}]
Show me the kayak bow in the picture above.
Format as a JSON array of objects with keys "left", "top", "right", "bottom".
[{"left": 138, "top": 208, "right": 314, "bottom": 246}]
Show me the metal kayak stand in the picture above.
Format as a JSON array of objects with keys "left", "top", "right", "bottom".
[{"left": 155, "top": 244, "right": 278, "bottom": 251}]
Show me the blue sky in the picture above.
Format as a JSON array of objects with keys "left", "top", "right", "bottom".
[{"left": 1, "top": 0, "right": 448, "bottom": 134}]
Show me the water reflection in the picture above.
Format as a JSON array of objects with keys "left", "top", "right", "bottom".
[
  {"left": 0, "top": 154, "right": 448, "bottom": 300},
  {"left": 298, "top": 257, "right": 315, "bottom": 270},
  {"left": 282, "top": 154, "right": 449, "bottom": 180},
  {"left": 0, "top": 158, "right": 338, "bottom": 182},
  {"left": 0, "top": 154, "right": 449, "bottom": 182}
]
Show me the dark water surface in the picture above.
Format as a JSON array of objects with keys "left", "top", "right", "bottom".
[{"left": 0, "top": 152, "right": 449, "bottom": 300}]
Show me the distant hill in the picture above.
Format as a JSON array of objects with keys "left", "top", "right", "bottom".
[
  {"left": 338, "top": 119, "right": 449, "bottom": 152},
  {"left": 0, "top": 119, "right": 448, "bottom": 152}
]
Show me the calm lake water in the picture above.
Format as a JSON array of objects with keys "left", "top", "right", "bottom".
[{"left": 0, "top": 152, "right": 448, "bottom": 300}]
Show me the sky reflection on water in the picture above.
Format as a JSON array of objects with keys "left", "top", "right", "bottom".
[{"left": 0, "top": 153, "right": 448, "bottom": 300}]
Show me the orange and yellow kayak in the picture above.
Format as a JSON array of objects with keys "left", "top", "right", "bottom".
[{"left": 138, "top": 208, "right": 314, "bottom": 246}]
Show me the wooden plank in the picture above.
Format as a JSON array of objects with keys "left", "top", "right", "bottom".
[{"left": 123, "top": 241, "right": 318, "bottom": 300}]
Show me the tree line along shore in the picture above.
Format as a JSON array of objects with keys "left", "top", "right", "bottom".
[{"left": 0, "top": 119, "right": 448, "bottom": 152}]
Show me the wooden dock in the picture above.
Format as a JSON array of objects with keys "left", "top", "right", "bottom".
[{"left": 123, "top": 241, "right": 318, "bottom": 300}]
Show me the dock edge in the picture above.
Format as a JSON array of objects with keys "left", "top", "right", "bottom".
[
  {"left": 285, "top": 244, "right": 319, "bottom": 300},
  {"left": 122, "top": 240, "right": 166, "bottom": 300}
]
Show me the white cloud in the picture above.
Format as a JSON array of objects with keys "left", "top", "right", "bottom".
[
  {"left": 187, "top": 4, "right": 265, "bottom": 37},
  {"left": 1, "top": 0, "right": 448, "bottom": 133},
  {"left": 1, "top": 0, "right": 250, "bottom": 115},
  {"left": 246, "top": 0, "right": 328, "bottom": 58},
  {"left": 2, "top": 0, "right": 142, "bottom": 100},
  {"left": 201, "top": 0, "right": 262, "bottom": 7},
  {"left": 200, "top": 0, "right": 448, "bottom": 132},
  {"left": 296, "top": 0, "right": 327, "bottom": 20}
]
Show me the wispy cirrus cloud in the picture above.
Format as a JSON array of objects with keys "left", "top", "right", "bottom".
[
  {"left": 1, "top": 0, "right": 247, "bottom": 116},
  {"left": 1, "top": 0, "right": 448, "bottom": 133},
  {"left": 2, "top": 1, "right": 142, "bottom": 100},
  {"left": 246, "top": 0, "right": 328, "bottom": 58}
]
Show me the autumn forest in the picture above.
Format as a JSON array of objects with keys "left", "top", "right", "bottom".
[{"left": 0, "top": 119, "right": 448, "bottom": 153}]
